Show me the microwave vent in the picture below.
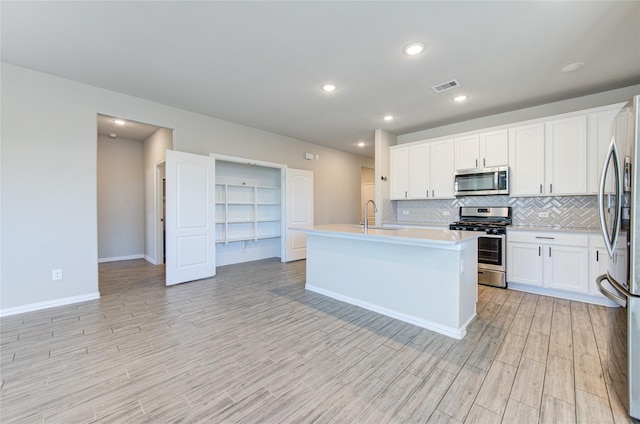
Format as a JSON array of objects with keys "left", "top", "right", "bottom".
[{"left": 431, "top": 79, "right": 461, "bottom": 93}]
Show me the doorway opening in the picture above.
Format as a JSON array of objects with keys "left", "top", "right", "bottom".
[
  {"left": 96, "top": 114, "right": 173, "bottom": 291},
  {"left": 361, "top": 166, "right": 375, "bottom": 225}
]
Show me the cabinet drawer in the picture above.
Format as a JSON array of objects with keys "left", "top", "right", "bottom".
[
  {"left": 508, "top": 230, "right": 588, "bottom": 246},
  {"left": 589, "top": 233, "right": 627, "bottom": 249}
]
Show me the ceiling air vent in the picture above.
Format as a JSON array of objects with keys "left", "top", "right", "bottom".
[{"left": 431, "top": 79, "right": 461, "bottom": 93}]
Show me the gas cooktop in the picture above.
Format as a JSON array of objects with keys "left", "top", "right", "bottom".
[{"left": 449, "top": 206, "right": 512, "bottom": 235}]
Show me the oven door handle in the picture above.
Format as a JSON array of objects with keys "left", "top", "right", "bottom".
[{"left": 596, "top": 273, "right": 627, "bottom": 307}]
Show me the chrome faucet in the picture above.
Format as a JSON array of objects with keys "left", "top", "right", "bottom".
[{"left": 363, "top": 199, "right": 378, "bottom": 231}]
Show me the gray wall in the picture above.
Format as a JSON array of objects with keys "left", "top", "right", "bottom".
[
  {"left": 0, "top": 62, "right": 373, "bottom": 313},
  {"left": 143, "top": 128, "right": 173, "bottom": 263},
  {"left": 399, "top": 85, "right": 640, "bottom": 143},
  {"left": 97, "top": 134, "right": 145, "bottom": 260}
]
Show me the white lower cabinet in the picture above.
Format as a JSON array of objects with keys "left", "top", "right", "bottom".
[
  {"left": 507, "top": 242, "right": 542, "bottom": 286},
  {"left": 507, "top": 230, "right": 627, "bottom": 305},
  {"left": 588, "top": 234, "right": 628, "bottom": 297},
  {"left": 507, "top": 230, "right": 591, "bottom": 295},
  {"left": 545, "top": 244, "right": 589, "bottom": 292}
]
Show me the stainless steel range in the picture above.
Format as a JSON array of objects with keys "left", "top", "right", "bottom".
[{"left": 449, "top": 206, "right": 512, "bottom": 288}]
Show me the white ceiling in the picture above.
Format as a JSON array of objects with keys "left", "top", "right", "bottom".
[
  {"left": 2, "top": 1, "right": 639, "bottom": 158},
  {"left": 97, "top": 114, "right": 163, "bottom": 141}
]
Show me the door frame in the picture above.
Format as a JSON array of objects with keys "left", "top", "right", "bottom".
[{"left": 154, "top": 160, "right": 166, "bottom": 265}]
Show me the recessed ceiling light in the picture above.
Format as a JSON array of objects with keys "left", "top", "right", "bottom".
[
  {"left": 321, "top": 84, "right": 337, "bottom": 92},
  {"left": 357, "top": 141, "right": 366, "bottom": 147},
  {"left": 454, "top": 95, "right": 468, "bottom": 102},
  {"left": 561, "top": 62, "right": 585, "bottom": 73},
  {"left": 403, "top": 42, "right": 425, "bottom": 56},
  {"left": 113, "top": 119, "right": 126, "bottom": 126},
  {"left": 383, "top": 115, "right": 394, "bottom": 121}
]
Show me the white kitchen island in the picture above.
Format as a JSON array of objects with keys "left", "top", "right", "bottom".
[{"left": 294, "top": 224, "right": 480, "bottom": 339}]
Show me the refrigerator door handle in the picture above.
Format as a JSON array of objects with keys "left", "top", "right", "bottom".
[
  {"left": 598, "top": 137, "right": 622, "bottom": 258},
  {"left": 596, "top": 272, "right": 627, "bottom": 307}
]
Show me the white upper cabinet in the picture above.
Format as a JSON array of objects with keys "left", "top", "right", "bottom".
[
  {"left": 587, "top": 104, "right": 625, "bottom": 194},
  {"left": 545, "top": 115, "right": 587, "bottom": 195},
  {"left": 390, "top": 139, "right": 455, "bottom": 200},
  {"left": 455, "top": 134, "right": 481, "bottom": 169},
  {"left": 480, "top": 129, "right": 509, "bottom": 167},
  {"left": 509, "top": 123, "right": 545, "bottom": 196},
  {"left": 390, "top": 146, "right": 410, "bottom": 200},
  {"left": 429, "top": 139, "right": 455, "bottom": 199},
  {"left": 455, "top": 130, "right": 508, "bottom": 170},
  {"left": 509, "top": 116, "right": 587, "bottom": 197},
  {"left": 394, "top": 103, "right": 622, "bottom": 200},
  {"left": 408, "top": 144, "right": 430, "bottom": 199}
]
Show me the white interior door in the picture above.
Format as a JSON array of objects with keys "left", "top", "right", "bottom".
[
  {"left": 362, "top": 183, "right": 375, "bottom": 225},
  {"left": 165, "top": 150, "right": 216, "bottom": 285},
  {"left": 285, "top": 168, "right": 313, "bottom": 262}
]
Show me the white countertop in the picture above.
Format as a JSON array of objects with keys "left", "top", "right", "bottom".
[
  {"left": 383, "top": 221, "right": 449, "bottom": 228},
  {"left": 508, "top": 225, "right": 600, "bottom": 234},
  {"left": 291, "top": 224, "right": 480, "bottom": 247}
]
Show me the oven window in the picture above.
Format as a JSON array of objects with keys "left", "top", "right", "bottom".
[
  {"left": 478, "top": 237, "right": 503, "bottom": 266},
  {"left": 456, "top": 173, "right": 495, "bottom": 192}
]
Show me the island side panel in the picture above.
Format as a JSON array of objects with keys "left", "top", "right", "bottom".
[
  {"left": 459, "top": 237, "right": 478, "bottom": 329},
  {"left": 304, "top": 233, "right": 477, "bottom": 339}
]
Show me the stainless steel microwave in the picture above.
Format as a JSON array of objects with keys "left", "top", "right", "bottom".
[{"left": 454, "top": 166, "right": 509, "bottom": 196}]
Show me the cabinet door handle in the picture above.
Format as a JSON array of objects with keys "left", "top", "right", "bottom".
[
  {"left": 535, "top": 236, "right": 555, "bottom": 240},
  {"left": 405, "top": 191, "right": 408, "bottom": 198},
  {"left": 426, "top": 190, "right": 429, "bottom": 198},
  {"left": 483, "top": 158, "right": 486, "bottom": 167},
  {"left": 538, "top": 246, "right": 541, "bottom": 256},
  {"left": 539, "top": 184, "right": 543, "bottom": 194},
  {"left": 550, "top": 183, "right": 553, "bottom": 193},
  {"left": 596, "top": 251, "right": 599, "bottom": 262},
  {"left": 475, "top": 159, "right": 478, "bottom": 167},
  {"left": 432, "top": 189, "right": 435, "bottom": 197},
  {"left": 549, "top": 247, "right": 552, "bottom": 257}
]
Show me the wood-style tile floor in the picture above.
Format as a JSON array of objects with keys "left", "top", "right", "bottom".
[{"left": 1, "top": 258, "right": 637, "bottom": 423}]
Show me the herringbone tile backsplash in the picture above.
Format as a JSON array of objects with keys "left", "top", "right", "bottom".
[{"left": 387, "top": 195, "right": 599, "bottom": 228}]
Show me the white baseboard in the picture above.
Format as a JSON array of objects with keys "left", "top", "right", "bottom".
[
  {"left": 306, "top": 284, "right": 468, "bottom": 340},
  {"left": 143, "top": 255, "right": 161, "bottom": 265},
  {"left": 98, "top": 254, "right": 144, "bottom": 263},
  {"left": 508, "top": 282, "right": 619, "bottom": 307},
  {"left": 0, "top": 292, "right": 101, "bottom": 317}
]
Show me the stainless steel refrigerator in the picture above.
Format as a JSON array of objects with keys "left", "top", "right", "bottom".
[{"left": 596, "top": 95, "right": 639, "bottom": 420}]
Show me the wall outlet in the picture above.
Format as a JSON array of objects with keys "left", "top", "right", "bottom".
[
  {"left": 402, "top": 210, "right": 409, "bottom": 215},
  {"left": 442, "top": 210, "right": 450, "bottom": 216},
  {"left": 52, "top": 269, "right": 63, "bottom": 281},
  {"left": 538, "top": 212, "right": 549, "bottom": 218}
]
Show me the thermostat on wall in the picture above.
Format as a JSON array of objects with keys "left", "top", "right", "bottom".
[{"left": 304, "top": 152, "right": 314, "bottom": 160}]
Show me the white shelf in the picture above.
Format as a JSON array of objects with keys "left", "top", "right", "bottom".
[{"left": 215, "top": 183, "right": 282, "bottom": 244}]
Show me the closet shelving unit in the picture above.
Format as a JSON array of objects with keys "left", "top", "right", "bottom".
[{"left": 215, "top": 183, "right": 281, "bottom": 244}]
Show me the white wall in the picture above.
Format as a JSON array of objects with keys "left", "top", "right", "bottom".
[
  {"left": 399, "top": 85, "right": 640, "bottom": 143},
  {"left": 97, "top": 134, "right": 144, "bottom": 261},
  {"left": 143, "top": 128, "right": 173, "bottom": 264},
  {"left": 375, "top": 129, "right": 396, "bottom": 223},
  {"left": 0, "top": 62, "right": 373, "bottom": 313}
]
